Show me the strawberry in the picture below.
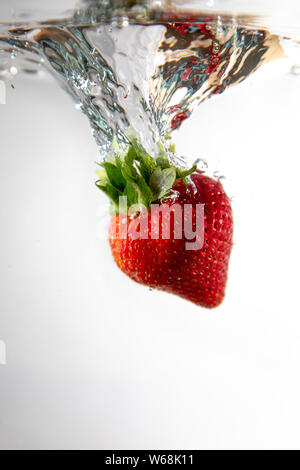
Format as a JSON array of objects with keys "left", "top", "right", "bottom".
[{"left": 96, "top": 139, "right": 233, "bottom": 308}]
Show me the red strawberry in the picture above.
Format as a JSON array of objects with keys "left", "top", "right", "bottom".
[{"left": 97, "top": 139, "right": 233, "bottom": 308}]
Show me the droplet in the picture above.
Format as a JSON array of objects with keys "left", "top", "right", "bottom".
[
  {"left": 212, "top": 40, "right": 220, "bottom": 54},
  {"left": 291, "top": 64, "right": 300, "bottom": 75}
]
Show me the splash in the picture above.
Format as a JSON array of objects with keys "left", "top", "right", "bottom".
[{"left": 0, "top": 0, "right": 298, "bottom": 159}]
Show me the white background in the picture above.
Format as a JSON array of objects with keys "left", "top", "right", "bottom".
[{"left": 1, "top": 0, "right": 300, "bottom": 451}]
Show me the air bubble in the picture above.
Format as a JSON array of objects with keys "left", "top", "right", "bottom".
[
  {"left": 213, "top": 171, "right": 225, "bottom": 182},
  {"left": 195, "top": 158, "right": 208, "bottom": 170},
  {"left": 10, "top": 49, "right": 17, "bottom": 60},
  {"left": 9, "top": 66, "right": 18, "bottom": 76},
  {"left": 120, "top": 17, "right": 129, "bottom": 28}
]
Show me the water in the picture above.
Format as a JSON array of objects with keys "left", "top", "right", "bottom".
[
  {"left": 2, "top": 2, "right": 300, "bottom": 450},
  {"left": 0, "top": 0, "right": 300, "bottom": 160}
]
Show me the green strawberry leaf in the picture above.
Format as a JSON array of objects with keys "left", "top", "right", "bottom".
[
  {"left": 123, "top": 181, "right": 139, "bottom": 207},
  {"left": 156, "top": 142, "right": 171, "bottom": 169},
  {"left": 95, "top": 168, "right": 107, "bottom": 182},
  {"left": 123, "top": 147, "right": 139, "bottom": 180},
  {"left": 129, "top": 137, "right": 156, "bottom": 182},
  {"left": 169, "top": 143, "right": 176, "bottom": 153},
  {"left": 149, "top": 167, "right": 176, "bottom": 200},
  {"left": 115, "top": 156, "right": 126, "bottom": 178},
  {"left": 139, "top": 159, "right": 153, "bottom": 183},
  {"left": 156, "top": 154, "right": 171, "bottom": 170},
  {"left": 122, "top": 162, "right": 137, "bottom": 181},
  {"left": 95, "top": 181, "right": 122, "bottom": 208},
  {"left": 101, "top": 162, "right": 126, "bottom": 192},
  {"left": 125, "top": 145, "right": 138, "bottom": 165},
  {"left": 136, "top": 175, "right": 153, "bottom": 207},
  {"left": 176, "top": 164, "right": 197, "bottom": 179}
]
